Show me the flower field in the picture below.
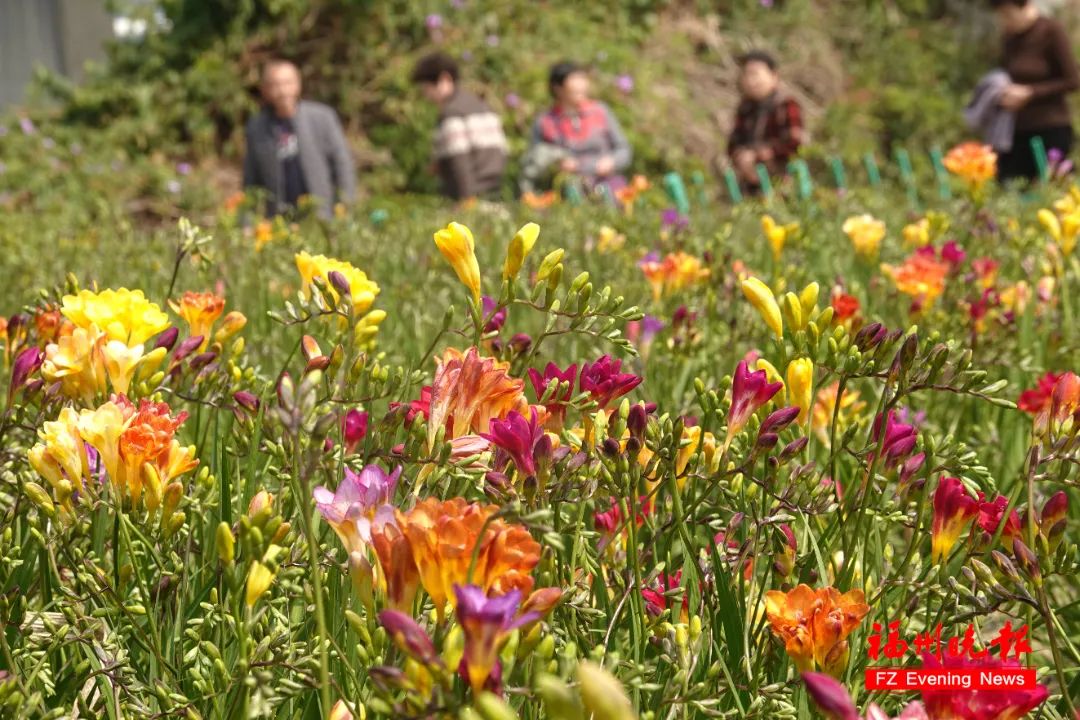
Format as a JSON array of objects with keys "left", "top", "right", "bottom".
[{"left": 1, "top": 152, "right": 1080, "bottom": 720}]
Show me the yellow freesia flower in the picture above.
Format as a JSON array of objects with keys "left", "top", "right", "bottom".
[
  {"left": 842, "top": 215, "right": 886, "bottom": 260},
  {"left": 741, "top": 276, "right": 784, "bottom": 340},
  {"left": 61, "top": 288, "right": 170, "bottom": 347},
  {"left": 762, "top": 215, "right": 799, "bottom": 261},
  {"left": 786, "top": 357, "right": 814, "bottom": 425},
  {"left": 434, "top": 221, "right": 482, "bottom": 303},
  {"left": 42, "top": 327, "right": 107, "bottom": 405},
  {"left": 295, "top": 251, "right": 380, "bottom": 312},
  {"left": 1038, "top": 207, "right": 1079, "bottom": 256},
  {"left": 170, "top": 291, "right": 225, "bottom": 351},
  {"left": 503, "top": 222, "right": 540, "bottom": 281}
]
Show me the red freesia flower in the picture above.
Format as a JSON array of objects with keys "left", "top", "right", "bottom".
[
  {"left": 919, "top": 653, "right": 1048, "bottom": 720},
  {"left": 931, "top": 476, "right": 979, "bottom": 563},
  {"left": 725, "top": 360, "right": 783, "bottom": 449}
]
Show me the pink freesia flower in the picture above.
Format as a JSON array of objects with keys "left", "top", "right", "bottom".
[
  {"left": 870, "top": 411, "right": 920, "bottom": 469},
  {"left": 803, "top": 672, "right": 928, "bottom": 720},
  {"left": 313, "top": 465, "right": 400, "bottom": 554},
  {"left": 725, "top": 360, "right": 783, "bottom": 448}
]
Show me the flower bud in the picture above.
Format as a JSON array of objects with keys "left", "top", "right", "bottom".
[
  {"left": 23, "top": 481, "right": 55, "bottom": 518},
  {"left": 578, "top": 661, "right": 635, "bottom": 720},
  {"left": 216, "top": 522, "right": 235, "bottom": 565},
  {"left": 153, "top": 327, "right": 180, "bottom": 352},
  {"left": 245, "top": 561, "right": 274, "bottom": 607}
]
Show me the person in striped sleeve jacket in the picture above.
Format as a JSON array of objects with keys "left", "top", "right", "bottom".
[{"left": 413, "top": 52, "right": 509, "bottom": 202}]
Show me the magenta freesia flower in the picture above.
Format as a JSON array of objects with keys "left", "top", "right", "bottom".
[
  {"left": 481, "top": 296, "right": 507, "bottom": 334},
  {"left": 342, "top": 409, "right": 369, "bottom": 455},
  {"left": 481, "top": 407, "right": 544, "bottom": 478},
  {"left": 919, "top": 653, "right": 1047, "bottom": 720},
  {"left": 615, "top": 74, "right": 634, "bottom": 93},
  {"left": 313, "top": 464, "right": 400, "bottom": 554},
  {"left": 580, "top": 355, "right": 642, "bottom": 409},
  {"left": 870, "top": 410, "right": 920, "bottom": 468},
  {"left": 379, "top": 610, "right": 441, "bottom": 667},
  {"left": 454, "top": 584, "right": 539, "bottom": 693},
  {"left": 8, "top": 346, "right": 42, "bottom": 403},
  {"left": 725, "top": 360, "right": 783, "bottom": 448},
  {"left": 803, "top": 672, "right": 928, "bottom": 720},
  {"left": 527, "top": 362, "right": 577, "bottom": 430}
]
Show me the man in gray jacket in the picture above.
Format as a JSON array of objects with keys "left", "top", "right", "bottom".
[{"left": 243, "top": 59, "right": 356, "bottom": 218}]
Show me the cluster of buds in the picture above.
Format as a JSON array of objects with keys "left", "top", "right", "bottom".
[{"left": 216, "top": 490, "right": 291, "bottom": 608}]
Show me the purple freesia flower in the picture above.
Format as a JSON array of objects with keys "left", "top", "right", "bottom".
[
  {"left": 42, "top": 137, "right": 56, "bottom": 150},
  {"left": 661, "top": 208, "right": 689, "bottom": 230},
  {"left": 485, "top": 34, "right": 500, "bottom": 47},
  {"left": 481, "top": 295, "right": 507, "bottom": 334},
  {"left": 425, "top": 13, "right": 443, "bottom": 29},
  {"left": 505, "top": 92, "right": 521, "bottom": 109},
  {"left": 637, "top": 250, "right": 661, "bottom": 268},
  {"left": 177, "top": 162, "right": 192, "bottom": 176},
  {"left": 580, "top": 355, "right": 643, "bottom": 409},
  {"left": 8, "top": 347, "right": 43, "bottom": 403},
  {"left": 454, "top": 584, "right": 539, "bottom": 693},
  {"left": 482, "top": 407, "right": 544, "bottom": 477},
  {"left": 615, "top": 74, "right": 634, "bottom": 94},
  {"left": 19, "top": 117, "right": 35, "bottom": 135},
  {"left": 313, "top": 465, "right": 401, "bottom": 553}
]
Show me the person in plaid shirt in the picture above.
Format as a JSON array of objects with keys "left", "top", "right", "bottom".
[{"left": 728, "top": 50, "right": 805, "bottom": 193}]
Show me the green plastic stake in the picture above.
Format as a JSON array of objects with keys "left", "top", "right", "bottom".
[
  {"left": 1031, "top": 136, "right": 1049, "bottom": 182},
  {"left": 663, "top": 171, "right": 691, "bottom": 215},
  {"left": 863, "top": 153, "right": 882, "bottom": 187},
  {"left": 894, "top": 147, "right": 919, "bottom": 208},
  {"left": 789, "top": 159, "right": 812, "bottom": 200},
  {"left": 691, "top": 170, "right": 707, "bottom": 203},
  {"left": 723, "top": 168, "right": 743, "bottom": 204},
  {"left": 564, "top": 183, "right": 583, "bottom": 205},
  {"left": 755, "top": 163, "right": 774, "bottom": 199},
  {"left": 597, "top": 181, "right": 616, "bottom": 207},
  {"left": 830, "top": 156, "right": 847, "bottom": 192},
  {"left": 929, "top": 147, "right": 952, "bottom": 200}
]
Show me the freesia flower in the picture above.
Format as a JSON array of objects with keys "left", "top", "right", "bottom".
[
  {"left": 170, "top": 291, "right": 225, "bottom": 352},
  {"left": 870, "top": 411, "right": 921, "bottom": 469},
  {"left": 434, "top": 221, "right": 482, "bottom": 303},
  {"left": 881, "top": 251, "right": 950, "bottom": 309},
  {"left": 976, "top": 494, "right": 1021, "bottom": 544},
  {"left": 843, "top": 215, "right": 886, "bottom": 260},
  {"left": 785, "top": 358, "right": 814, "bottom": 426},
  {"left": 454, "top": 584, "right": 540, "bottom": 693},
  {"left": 370, "top": 522, "right": 421, "bottom": 611},
  {"left": 764, "top": 584, "right": 869, "bottom": 676},
  {"left": 761, "top": 215, "right": 799, "bottom": 261},
  {"left": 641, "top": 570, "right": 687, "bottom": 619},
  {"left": 740, "top": 276, "right": 783, "bottom": 339},
  {"left": 379, "top": 609, "right": 441, "bottom": 667},
  {"left": 395, "top": 498, "right": 541, "bottom": 621},
  {"left": 803, "top": 672, "right": 928, "bottom": 720},
  {"left": 943, "top": 141, "right": 997, "bottom": 188},
  {"left": 725, "top": 360, "right": 783, "bottom": 449},
  {"left": 1019, "top": 370, "right": 1080, "bottom": 434},
  {"left": 503, "top": 222, "right": 539, "bottom": 281},
  {"left": 313, "top": 464, "right": 400, "bottom": 555},
  {"left": 931, "top": 476, "right": 979, "bottom": 563},
  {"left": 831, "top": 292, "right": 860, "bottom": 325},
  {"left": 527, "top": 362, "right": 577, "bottom": 430},
  {"left": 639, "top": 251, "right": 709, "bottom": 299},
  {"left": 428, "top": 347, "right": 530, "bottom": 454},
  {"left": 919, "top": 653, "right": 1047, "bottom": 720},
  {"left": 903, "top": 218, "right": 930, "bottom": 248},
  {"left": 342, "top": 409, "right": 368, "bottom": 455},
  {"left": 295, "top": 251, "right": 380, "bottom": 312},
  {"left": 482, "top": 407, "right": 545, "bottom": 478},
  {"left": 579, "top": 355, "right": 642, "bottom": 409},
  {"left": 61, "top": 288, "right": 170, "bottom": 347},
  {"left": 811, "top": 382, "right": 865, "bottom": 446}
]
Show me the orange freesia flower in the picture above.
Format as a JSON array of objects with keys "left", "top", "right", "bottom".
[
  {"left": 170, "top": 291, "right": 225, "bottom": 352},
  {"left": 395, "top": 498, "right": 541, "bottom": 622},
  {"left": 764, "top": 584, "right": 869, "bottom": 676},
  {"left": 223, "top": 191, "right": 245, "bottom": 213},
  {"left": 370, "top": 521, "right": 421, "bottom": 612},
  {"left": 811, "top": 382, "right": 866, "bottom": 446},
  {"left": 522, "top": 191, "right": 558, "bottom": 209},
  {"left": 34, "top": 307, "right": 71, "bottom": 345},
  {"left": 943, "top": 142, "right": 996, "bottom": 187},
  {"left": 881, "top": 251, "right": 950, "bottom": 308},
  {"left": 427, "top": 347, "right": 530, "bottom": 450},
  {"left": 638, "top": 252, "right": 710, "bottom": 301}
]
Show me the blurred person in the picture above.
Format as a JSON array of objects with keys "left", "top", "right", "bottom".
[
  {"left": 412, "top": 52, "right": 508, "bottom": 202},
  {"left": 989, "top": 0, "right": 1080, "bottom": 183},
  {"left": 727, "top": 50, "right": 804, "bottom": 194},
  {"left": 243, "top": 59, "right": 356, "bottom": 217},
  {"left": 523, "top": 61, "right": 632, "bottom": 197}
]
